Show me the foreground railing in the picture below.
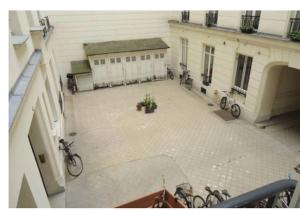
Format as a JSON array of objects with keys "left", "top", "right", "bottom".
[
  {"left": 240, "top": 15, "right": 260, "bottom": 33},
  {"left": 212, "top": 179, "right": 296, "bottom": 208},
  {"left": 288, "top": 18, "right": 300, "bottom": 42}
]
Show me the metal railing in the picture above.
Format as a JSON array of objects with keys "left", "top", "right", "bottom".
[
  {"left": 212, "top": 179, "right": 297, "bottom": 208},
  {"left": 288, "top": 18, "right": 300, "bottom": 41},
  {"left": 181, "top": 11, "right": 189, "bottom": 23},
  {"left": 240, "top": 15, "right": 260, "bottom": 33},
  {"left": 39, "top": 16, "right": 51, "bottom": 38},
  {"left": 205, "top": 12, "right": 218, "bottom": 27}
]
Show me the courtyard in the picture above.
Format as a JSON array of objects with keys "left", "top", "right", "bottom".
[{"left": 63, "top": 79, "right": 300, "bottom": 207}]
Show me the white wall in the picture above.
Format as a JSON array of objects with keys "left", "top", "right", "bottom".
[
  {"left": 258, "top": 11, "right": 291, "bottom": 37},
  {"left": 218, "top": 11, "right": 242, "bottom": 30},
  {"left": 40, "top": 11, "right": 179, "bottom": 79}
]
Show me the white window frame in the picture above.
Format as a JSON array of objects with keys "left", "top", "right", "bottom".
[
  {"left": 181, "top": 38, "right": 188, "bottom": 66},
  {"left": 202, "top": 45, "right": 215, "bottom": 85}
]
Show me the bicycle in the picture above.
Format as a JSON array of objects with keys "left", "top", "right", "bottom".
[
  {"left": 219, "top": 90, "right": 241, "bottom": 118},
  {"left": 166, "top": 67, "right": 175, "bottom": 80},
  {"left": 67, "top": 73, "right": 77, "bottom": 95},
  {"left": 205, "top": 186, "right": 231, "bottom": 207},
  {"left": 174, "top": 183, "right": 206, "bottom": 208},
  {"left": 59, "top": 139, "right": 83, "bottom": 177},
  {"left": 179, "top": 63, "right": 193, "bottom": 90}
]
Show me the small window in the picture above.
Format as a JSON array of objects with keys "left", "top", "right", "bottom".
[
  {"left": 126, "top": 57, "right": 130, "bottom": 62},
  {"left": 94, "top": 60, "right": 99, "bottom": 65},
  {"left": 160, "top": 53, "right": 164, "bottom": 59},
  {"left": 131, "top": 56, "right": 136, "bottom": 62},
  {"left": 155, "top": 54, "right": 159, "bottom": 59},
  {"left": 234, "top": 54, "right": 253, "bottom": 92},
  {"left": 100, "top": 59, "right": 105, "bottom": 65},
  {"left": 116, "top": 58, "right": 121, "bottom": 63},
  {"left": 141, "top": 55, "right": 145, "bottom": 61},
  {"left": 146, "top": 55, "right": 150, "bottom": 60},
  {"left": 110, "top": 58, "right": 115, "bottom": 64}
]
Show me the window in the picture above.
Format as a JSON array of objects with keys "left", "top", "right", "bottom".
[
  {"left": 126, "top": 57, "right": 130, "bottom": 62},
  {"left": 181, "top": 38, "right": 188, "bottom": 66},
  {"left": 244, "top": 10, "right": 261, "bottom": 30},
  {"left": 94, "top": 60, "right": 99, "bottom": 65},
  {"left": 116, "top": 58, "right": 121, "bottom": 63},
  {"left": 110, "top": 58, "right": 115, "bottom": 64},
  {"left": 155, "top": 54, "right": 159, "bottom": 59},
  {"left": 146, "top": 55, "right": 150, "bottom": 60},
  {"left": 141, "top": 55, "right": 145, "bottom": 61},
  {"left": 131, "top": 56, "right": 136, "bottom": 62},
  {"left": 206, "top": 10, "right": 218, "bottom": 26},
  {"left": 234, "top": 54, "right": 253, "bottom": 92},
  {"left": 100, "top": 59, "right": 105, "bottom": 65},
  {"left": 202, "top": 45, "right": 215, "bottom": 85},
  {"left": 160, "top": 53, "right": 164, "bottom": 59}
]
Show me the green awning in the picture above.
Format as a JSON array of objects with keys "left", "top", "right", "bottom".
[
  {"left": 83, "top": 38, "right": 169, "bottom": 56},
  {"left": 71, "top": 60, "right": 91, "bottom": 74}
]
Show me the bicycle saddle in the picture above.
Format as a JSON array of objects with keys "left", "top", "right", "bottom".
[
  {"left": 221, "top": 189, "right": 231, "bottom": 197},
  {"left": 205, "top": 186, "right": 213, "bottom": 193}
]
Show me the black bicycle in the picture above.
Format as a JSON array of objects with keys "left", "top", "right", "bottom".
[
  {"left": 174, "top": 183, "right": 206, "bottom": 208},
  {"left": 205, "top": 186, "right": 231, "bottom": 207},
  {"left": 167, "top": 67, "right": 175, "bottom": 80},
  {"left": 59, "top": 139, "right": 83, "bottom": 177}
]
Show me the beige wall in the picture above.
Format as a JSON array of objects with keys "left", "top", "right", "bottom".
[
  {"left": 218, "top": 11, "right": 242, "bottom": 30},
  {"left": 40, "top": 11, "right": 179, "bottom": 80}
]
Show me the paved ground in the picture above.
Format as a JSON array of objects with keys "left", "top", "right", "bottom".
[{"left": 64, "top": 79, "right": 300, "bottom": 207}]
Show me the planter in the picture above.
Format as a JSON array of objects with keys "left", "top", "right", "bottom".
[
  {"left": 136, "top": 103, "right": 142, "bottom": 111},
  {"left": 145, "top": 106, "right": 155, "bottom": 113},
  {"left": 288, "top": 32, "right": 300, "bottom": 42},
  {"left": 240, "top": 27, "right": 254, "bottom": 34}
]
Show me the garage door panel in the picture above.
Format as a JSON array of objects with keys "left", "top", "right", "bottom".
[{"left": 76, "top": 74, "right": 93, "bottom": 91}]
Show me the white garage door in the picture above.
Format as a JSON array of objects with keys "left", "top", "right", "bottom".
[
  {"left": 110, "top": 57, "right": 124, "bottom": 85},
  {"left": 93, "top": 58, "right": 109, "bottom": 86},
  {"left": 75, "top": 73, "right": 94, "bottom": 91},
  {"left": 124, "top": 56, "right": 139, "bottom": 82},
  {"left": 140, "top": 54, "right": 153, "bottom": 81},
  {"left": 153, "top": 53, "right": 166, "bottom": 79}
]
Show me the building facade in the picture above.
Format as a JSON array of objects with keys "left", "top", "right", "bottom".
[
  {"left": 9, "top": 11, "right": 65, "bottom": 207},
  {"left": 169, "top": 11, "right": 300, "bottom": 123}
]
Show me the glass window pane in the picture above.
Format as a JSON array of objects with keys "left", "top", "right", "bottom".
[
  {"left": 94, "top": 60, "right": 99, "bottom": 65},
  {"left": 160, "top": 53, "right": 164, "bottom": 58},
  {"left": 211, "top": 47, "right": 215, "bottom": 55},
  {"left": 235, "top": 55, "right": 245, "bottom": 87},
  {"left": 126, "top": 57, "right": 130, "bottom": 62},
  {"left": 131, "top": 56, "right": 136, "bottom": 62},
  {"left": 155, "top": 54, "right": 159, "bottom": 59},
  {"left": 205, "top": 46, "right": 210, "bottom": 53},
  {"left": 146, "top": 55, "right": 150, "bottom": 60},
  {"left": 203, "top": 54, "right": 209, "bottom": 75},
  {"left": 141, "top": 55, "right": 145, "bottom": 60},
  {"left": 116, "top": 58, "right": 121, "bottom": 63},
  {"left": 100, "top": 59, "right": 105, "bottom": 65},
  {"left": 243, "top": 57, "right": 253, "bottom": 90},
  {"left": 110, "top": 58, "right": 115, "bottom": 64}
]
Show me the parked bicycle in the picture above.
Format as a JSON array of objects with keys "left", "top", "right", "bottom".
[
  {"left": 67, "top": 73, "right": 77, "bottom": 95},
  {"left": 59, "top": 139, "right": 83, "bottom": 177},
  {"left": 219, "top": 90, "right": 241, "bottom": 118},
  {"left": 174, "top": 183, "right": 206, "bottom": 208},
  {"left": 205, "top": 186, "right": 231, "bottom": 207},
  {"left": 179, "top": 63, "right": 193, "bottom": 90}
]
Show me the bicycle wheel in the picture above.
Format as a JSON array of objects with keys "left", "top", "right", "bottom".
[
  {"left": 231, "top": 104, "right": 241, "bottom": 118},
  {"left": 174, "top": 190, "right": 190, "bottom": 208},
  {"left": 220, "top": 97, "right": 227, "bottom": 110},
  {"left": 169, "top": 73, "right": 174, "bottom": 80},
  {"left": 206, "top": 194, "right": 220, "bottom": 207},
  {"left": 193, "top": 195, "right": 206, "bottom": 208},
  {"left": 67, "top": 154, "right": 83, "bottom": 177}
]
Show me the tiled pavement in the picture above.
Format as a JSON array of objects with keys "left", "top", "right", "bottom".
[{"left": 64, "top": 79, "right": 300, "bottom": 207}]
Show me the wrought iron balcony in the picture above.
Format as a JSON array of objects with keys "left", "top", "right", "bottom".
[
  {"left": 205, "top": 12, "right": 218, "bottom": 27},
  {"left": 240, "top": 15, "right": 260, "bottom": 34},
  {"left": 288, "top": 18, "right": 300, "bottom": 42},
  {"left": 181, "top": 11, "right": 189, "bottom": 23},
  {"left": 39, "top": 16, "right": 51, "bottom": 38}
]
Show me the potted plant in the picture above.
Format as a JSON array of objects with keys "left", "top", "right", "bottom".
[
  {"left": 136, "top": 102, "right": 143, "bottom": 111},
  {"left": 240, "top": 25, "right": 254, "bottom": 34},
  {"left": 288, "top": 31, "right": 300, "bottom": 42}
]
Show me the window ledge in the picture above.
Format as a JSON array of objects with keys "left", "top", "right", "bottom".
[
  {"left": 11, "top": 35, "right": 29, "bottom": 45},
  {"left": 232, "top": 86, "right": 247, "bottom": 96},
  {"left": 30, "top": 25, "right": 45, "bottom": 32}
]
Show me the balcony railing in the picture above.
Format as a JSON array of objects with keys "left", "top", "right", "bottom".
[
  {"left": 39, "top": 16, "right": 51, "bottom": 38},
  {"left": 240, "top": 15, "right": 260, "bottom": 33},
  {"left": 288, "top": 18, "right": 300, "bottom": 42},
  {"left": 181, "top": 11, "right": 189, "bottom": 23},
  {"left": 205, "top": 13, "right": 218, "bottom": 27}
]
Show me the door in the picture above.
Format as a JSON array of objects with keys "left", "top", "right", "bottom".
[
  {"left": 75, "top": 73, "right": 94, "bottom": 91},
  {"left": 153, "top": 53, "right": 166, "bottom": 79},
  {"left": 93, "top": 58, "right": 109, "bottom": 86},
  {"left": 140, "top": 54, "right": 152, "bottom": 80},
  {"left": 124, "top": 55, "right": 139, "bottom": 82},
  {"left": 110, "top": 57, "right": 124, "bottom": 84}
]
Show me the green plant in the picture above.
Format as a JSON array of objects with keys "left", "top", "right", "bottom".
[
  {"left": 288, "top": 31, "right": 300, "bottom": 41},
  {"left": 240, "top": 26, "right": 254, "bottom": 33},
  {"left": 143, "top": 94, "right": 151, "bottom": 107}
]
